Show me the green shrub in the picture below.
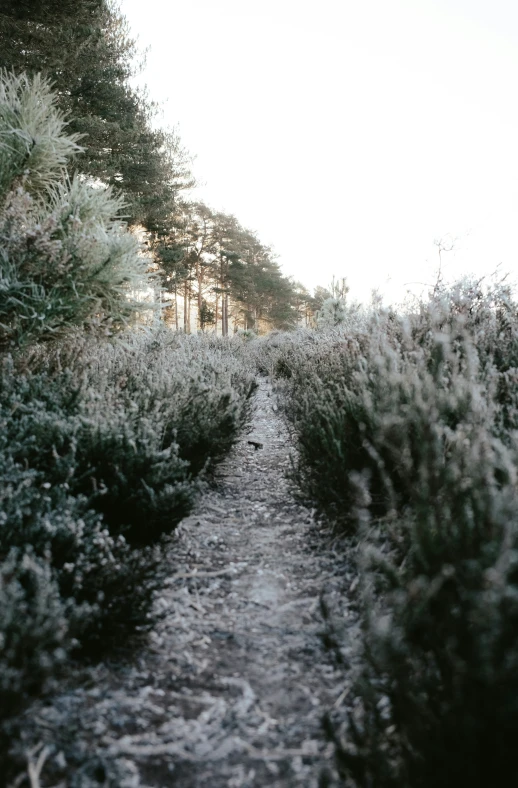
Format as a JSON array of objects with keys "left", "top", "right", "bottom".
[
  {"left": 239, "top": 328, "right": 317, "bottom": 378},
  {"left": 0, "top": 327, "right": 255, "bottom": 650},
  {"left": 0, "top": 450, "right": 161, "bottom": 650},
  {"left": 0, "top": 326, "right": 255, "bottom": 775},
  {"left": 1, "top": 329, "right": 255, "bottom": 543},
  {"left": 274, "top": 325, "right": 385, "bottom": 530},
  {"left": 0, "top": 548, "right": 69, "bottom": 723}
]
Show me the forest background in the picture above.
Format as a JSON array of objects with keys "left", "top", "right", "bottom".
[{"left": 0, "top": 0, "right": 336, "bottom": 336}]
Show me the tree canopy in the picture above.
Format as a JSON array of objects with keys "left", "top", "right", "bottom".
[
  {"left": 153, "top": 200, "right": 302, "bottom": 333},
  {"left": 0, "top": 0, "right": 193, "bottom": 228},
  {"left": 0, "top": 0, "right": 327, "bottom": 334}
]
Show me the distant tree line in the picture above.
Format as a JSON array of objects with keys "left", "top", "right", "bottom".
[
  {"left": 0, "top": 0, "right": 326, "bottom": 333},
  {"left": 155, "top": 200, "right": 314, "bottom": 333}
]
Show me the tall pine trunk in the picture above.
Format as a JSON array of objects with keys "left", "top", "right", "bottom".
[
  {"left": 183, "top": 279, "right": 188, "bottom": 333},
  {"left": 223, "top": 292, "right": 229, "bottom": 337},
  {"left": 196, "top": 257, "right": 203, "bottom": 330},
  {"left": 219, "top": 256, "right": 225, "bottom": 336}
]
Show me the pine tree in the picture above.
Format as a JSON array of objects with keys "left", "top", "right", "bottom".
[
  {"left": 0, "top": 72, "right": 151, "bottom": 349},
  {"left": 0, "top": 0, "right": 194, "bottom": 229}
]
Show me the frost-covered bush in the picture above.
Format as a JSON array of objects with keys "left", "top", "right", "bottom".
[
  {"left": 244, "top": 302, "right": 374, "bottom": 380},
  {"left": 241, "top": 328, "right": 328, "bottom": 379},
  {"left": 280, "top": 281, "right": 518, "bottom": 785},
  {"left": 1, "top": 324, "right": 254, "bottom": 547},
  {"left": 0, "top": 325, "right": 254, "bottom": 748},
  {"left": 336, "top": 409, "right": 518, "bottom": 786},
  {"left": 316, "top": 297, "right": 348, "bottom": 327},
  {"left": 0, "top": 71, "right": 80, "bottom": 200},
  {"left": 0, "top": 326, "right": 254, "bottom": 619},
  {"left": 0, "top": 454, "right": 161, "bottom": 652},
  {"left": 0, "top": 71, "right": 151, "bottom": 349},
  {"left": 277, "top": 281, "right": 517, "bottom": 530},
  {"left": 0, "top": 549, "right": 69, "bottom": 722},
  {"left": 7, "top": 329, "right": 255, "bottom": 542},
  {"left": 271, "top": 319, "right": 388, "bottom": 529},
  {"left": 341, "top": 452, "right": 518, "bottom": 788},
  {"left": 416, "top": 278, "right": 518, "bottom": 437}
]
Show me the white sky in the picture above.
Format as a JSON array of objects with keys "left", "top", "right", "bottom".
[{"left": 121, "top": 0, "right": 518, "bottom": 304}]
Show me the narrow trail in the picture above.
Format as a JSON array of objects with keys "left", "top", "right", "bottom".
[{"left": 26, "top": 380, "right": 358, "bottom": 787}]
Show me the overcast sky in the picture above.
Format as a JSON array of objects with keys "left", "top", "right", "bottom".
[{"left": 122, "top": 0, "right": 518, "bottom": 304}]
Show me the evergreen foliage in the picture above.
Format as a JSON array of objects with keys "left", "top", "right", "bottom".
[
  {"left": 0, "top": 549, "right": 68, "bottom": 722},
  {"left": 270, "top": 279, "right": 518, "bottom": 786},
  {"left": 155, "top": 200, "right": 301, "bottom": 333},
  {"left": 0, "top": 71, "right": 151, "bottom": 349},
  {"left": 0, "top": 70, "right": 257, "bottom": 769},
  {"left": 0, "top": 5, "right": 310, "bottom": 331},
  {"left": 0, "top": 326, "right": 255, "bottom": 760},
  {"left": 0, "top": 0, "right": 193, "bottom": 229},
  {"left": 0, "top": 71, "right": 81, "bottom": 199}
]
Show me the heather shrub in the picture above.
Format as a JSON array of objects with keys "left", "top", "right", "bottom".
[
  {"left": 425, "top": 279, "right": 518, "bottom": 437},
  {"left": 107, "top": 329, "right": 256, "bottom": 478},
  {"left": 2, "top": 329, "right": 255, "bottom": 543},
  {"left": 278, "top": 282, "right": 518, "bottom": 530},
  {"left": 0, "top": 326, "right": 254, "bottom": 589},
  {"left": 0, "top": 325, "right": 254, "bottom": 744},
  {"left": 337, "top": 425, "right": 518, "bottom": 787},
  {"left": 273, "top": 319, "right": 388, "bottom": 529},
  {"left": 0, "top": 444, "right": 161, "bottom": 650},
  {"left": 246, "top": 301, "right": 373, "bottom": 379},
  {"left": 0, "top": 549, "right": 69, "bottom": 723},
  {"left": 280, "top": 282, "right": 518, "bottom": 785},
  {"left": 239, "top": 328, "right": 308, "bottom": 378}
]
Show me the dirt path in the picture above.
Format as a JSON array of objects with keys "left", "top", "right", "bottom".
[{"left": 21, "top": 380, "right": 357, "bottom": 788}]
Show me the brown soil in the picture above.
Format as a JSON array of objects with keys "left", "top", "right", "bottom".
[{"left": 16, "top": 380, "right": 358, "bottom": 788}]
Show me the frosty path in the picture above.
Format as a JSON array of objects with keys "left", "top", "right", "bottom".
[{"left": 24, "top": 380, "right": 357, "bottom": 787}]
